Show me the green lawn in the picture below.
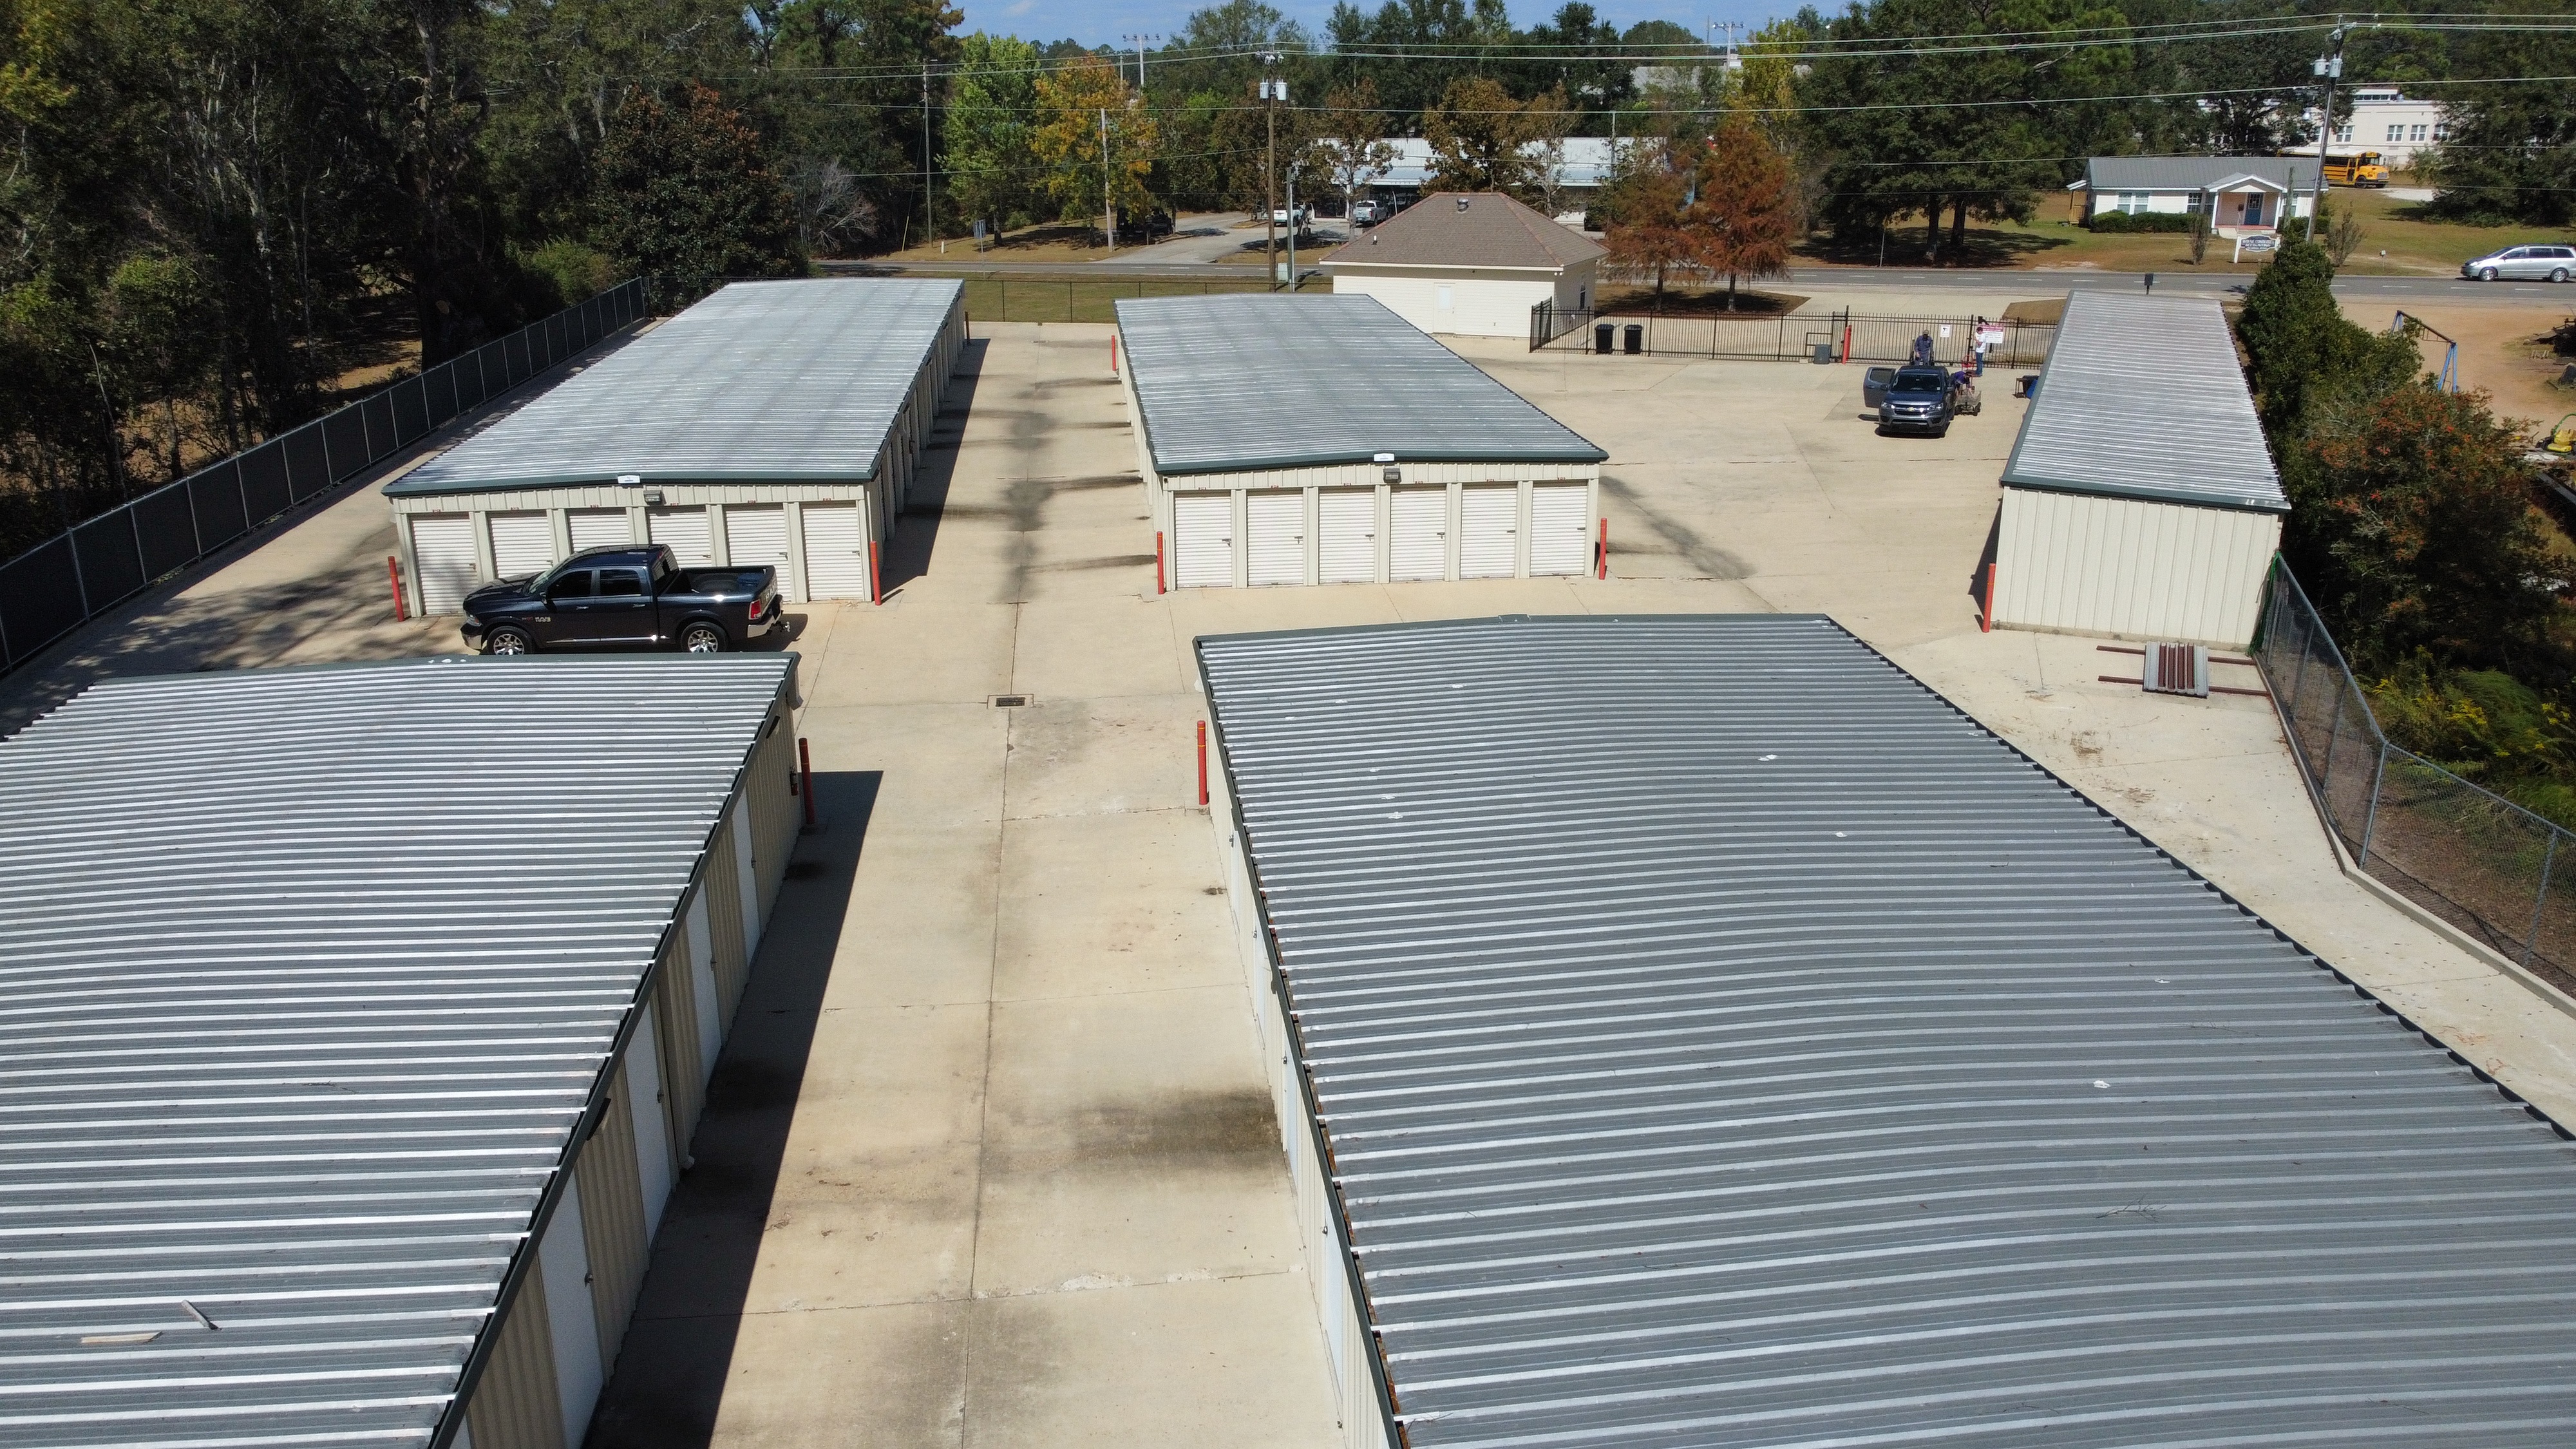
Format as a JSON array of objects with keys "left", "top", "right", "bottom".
[{"left": 1799, "top": 189, "right": 2576, "bottom": 275}]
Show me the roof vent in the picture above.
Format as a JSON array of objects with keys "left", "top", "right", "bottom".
[{"left": 1457, "top": 197, "right": 1471, "bottom": 211}]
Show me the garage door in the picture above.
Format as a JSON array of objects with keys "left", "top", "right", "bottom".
[
  {"left": 1246, "top": 491, "right": 1305, "bottom": 587},
  {"left": 1459, "top": 486, "right": 1518, "bottom": 578},
  {"left": 802, "top": 502, "right": 870, "bottom": 599},
  {"left": 569, "top": 509, "right": 630, "bottom": 554},
  {"left": 726, "top": 505, "right": 791, "bottom": 579},
  {"left": 1389, "top": 488, "right": 1447, "bottom": 582},
  {"left": 409, "top": 515, "right": 477, "bottom": 614},
  {"left": 1529, "top": 483, "right": 1590, "bottom": 576},
  {"left": 1318, "top": 489, "right": 1376, "bottom": 584},
  {"left": 647, "top": 507, "right": 713, "bottom": 565},
  {"left": 1173, "top": 493, "right": 1235, "bottom": 589},
  {"left": 488, "top": 511, "right": 556, "bottom": 580}
]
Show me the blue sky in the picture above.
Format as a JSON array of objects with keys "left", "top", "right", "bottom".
[{"left": 967, "top": 0, "right": 1798, "bottom": 51}]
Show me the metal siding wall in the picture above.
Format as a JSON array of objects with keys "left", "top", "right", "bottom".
[
  {"left": 746, "top": 712, "right": 796, "bottom": 923},
  {"left": 1995, "top": 488, "right": 2278, "bottom": 647},
  {"left": 651, "top": 928, "right": 708, "bottom": 1155},
  {"left": 464, "top": 1260, "right": 568, "bottom": 1449},
  {"left": 576, "top": 1058, "right": 649, "bottom": 1376},
  {"left": 704, "top": 813, "right": 750, "bottom": 1023},
  {"left": 539, "top": 1177, "right": 604, "bottom": 1448},
  {"left": 1207, "top": 744, "right": 1396, "bottom": 1449},
  {"left": 627, "top": 1002, "right": 677, "bottom": 1238}
]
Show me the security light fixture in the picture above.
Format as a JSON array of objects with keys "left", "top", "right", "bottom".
[{"left": 642, "top": 489, "right": 665, "bottom": 506}]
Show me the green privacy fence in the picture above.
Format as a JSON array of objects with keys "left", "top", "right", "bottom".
[
  {"left": 2257, "top": 560, "right": 2576, "bottom": 990},
  {"left": 0, "top": 279, "right": 647, "bottom": 677}
]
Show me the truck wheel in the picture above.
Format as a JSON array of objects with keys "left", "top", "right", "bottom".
[
  {"left": 681, "top": 622, "right": 727, "bottom": 654},
  {"left": 486, "top": 627, "right": 531, "bottom": 656}
]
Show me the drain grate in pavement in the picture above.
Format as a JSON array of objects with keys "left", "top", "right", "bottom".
[{"left": 990, "top": 694, "right": 1031, "bottom": 708}]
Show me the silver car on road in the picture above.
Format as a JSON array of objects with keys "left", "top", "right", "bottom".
[{"left": 2461, "top": 243, "right": 2575, "bottom": 281}]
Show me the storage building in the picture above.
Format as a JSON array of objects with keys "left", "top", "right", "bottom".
[
  {"left": 0, "top": 654, "right": 800, "bottom": 1449},
  {"left": 1989, "top": 290, "right": 2284, "bottom": 647},
  {"left": 1318, "top": 191, "right": 1604, "bottom": 337},
  {"left": 388, "top": 278, "right": 966, "bottom": 614},
  {"left": 1199, "top": 612, "right": 2576, "bottom": 1449},
  {"left": 1115, "top": 294, "right": 1607, "bottom": 589}
]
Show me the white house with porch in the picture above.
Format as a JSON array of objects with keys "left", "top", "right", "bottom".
[{"left": 2068, "top": 156, "right": 2319, "bottom": 236}]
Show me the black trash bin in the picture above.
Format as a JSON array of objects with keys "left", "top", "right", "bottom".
[
  {"left": 1623, "top": 323, "right": 1644, "bottom": 355},
  {"left": 1594, "top": 322, "right": 1615, "bottom": 355}
]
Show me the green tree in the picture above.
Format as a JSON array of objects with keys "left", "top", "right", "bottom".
[
  {"left": 1314, "top": 80, "right": 1397, "bottom": 225},
  {"left": 2234, "top": 240, "right": 2416, "bottom": 445},
  {"left": 942, "top": 32, "right": 1041, "bottom": 233},
  {"left": 591, "top": 82, "right": 804, "bottom": 307},
  {"left": 1032, "top": 56, "right": 1158, "bottom": 243},
  {"left": 1423, "top": 76, "right": 1539, "bottom": 202}
]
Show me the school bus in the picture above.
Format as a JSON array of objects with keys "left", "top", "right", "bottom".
[{"left": 2282, "top": 149, "right": 2391, "bottom": 187}]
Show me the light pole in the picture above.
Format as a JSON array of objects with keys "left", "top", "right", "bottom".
[
  {"left": 1286, "top": 161, "right": 1302, "bottom": 290},
  {"left": 921, "top": 61, "right": 935, "bottom": 249},
  {"left": 2307, "top": 24, "right": 2346, "bottom": 243},
  {"left": 1122, "top": 33, "right": 1160, "bottom": 90}
]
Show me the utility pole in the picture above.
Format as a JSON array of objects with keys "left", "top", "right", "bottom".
[
  {"left": 1261, "top": 59, "right": 1283, "bottom": 290},
  {"left": 1123, "top": 33, "right": 1160, "bottom": 90},
  {"left": 1286, "top": 162, "right": 1300, "bottom": 291},
  {"left": 922, "top": 61, "right": 934, "bottom": 249},
  {"left": 1101, "top": 108, "right": 1114, "bottom": 251},
  {"left": 2307, "top": 23, "right": 2346, "bottom": 243}
]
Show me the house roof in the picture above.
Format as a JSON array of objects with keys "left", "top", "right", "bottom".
[
  {"left": 1321, "top": 191, "right": 1605, "bottom": 272},
  {"left": 1200, "top": 610, "right": 2576, "bottom": 1449},
  {"left": 388, "top": 278, "right": 960, "bottom": 497},
  {"left": 0, "top": 654, "right": 794, "bottom": 1447},
  {"left": 1112, "top": 294, "right": 1605, "bottom": 476},
  {"left": 2003, "top": 291, "right": 2284, "bottom": 512},
  {"left": 2083, "top": 155, "right": 2316, "bottom": 194}
]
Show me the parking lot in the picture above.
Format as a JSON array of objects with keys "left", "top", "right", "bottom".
[{"left": 10, "top": 301, "right": 2576, "bottom": 1447}]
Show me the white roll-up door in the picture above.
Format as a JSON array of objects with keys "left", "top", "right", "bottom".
[
  {"left": 1318, "top": 489, "right": 1377, "bottom": 583},
  {"left": 725, "top": 504, "right": 790, "bottom": 575},
  {"left": 539, "top": 1174, "right": 605, "bottom": 1448},
  {"left": 801, "top": 502, "right": 869, "bottom": 599},
  {"left": 1529, "top": 483, "right": 1591, "bottom": 576},
  {"left": 647, "top": 507, "right": 713, "bottom": 565},
  {"left": 569, "top": 509, "right": 630, "bottom": 554},
  {"left": 488, "top": 511, "right": 556, "bottom": 580},
  {"left": 627, "top": 1003, "right": 676, "bottom": 1239},
  {"left": 408, "top": 515, "right": 477, "bottom": 614},
  {"left": 1173, "top": 492, "right": 1235, "bottom": 589},
  {"left": 1388, "top": 488, "right": 1447, "bottom": 582},
  {"left": 1246, "top": 491, "right": 1306, "bottom": 587},
  {"left": 1459, "top": 485, "right": 1518, "bottom": 578}
]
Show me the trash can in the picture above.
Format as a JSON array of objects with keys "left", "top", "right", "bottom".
[
  {"left": 1594, "top": 322, "right": 1615, "bottom": 355},
  {"left": 2016, "top": 374, "right": 2041, "bottom": 399},
  {"left": 1812, "top": 341, "right": 1833, "bottom": 365},
  {"left": 1623, "top": 324, "right": 1644, "bottom": 355}
]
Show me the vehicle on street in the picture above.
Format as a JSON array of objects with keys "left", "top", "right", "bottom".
[
  {"left": 2463, "top": 244, "right": 2575, "bottom": 282},
  {"left": 460, "top": 545, "right": 781, "bottom": 656},
  {"left": 1350, "top": 201, "right": 1383, "bottom": 227},
  {"left": 1865, "top": 365, "right": 1979, "bottom": 437}
]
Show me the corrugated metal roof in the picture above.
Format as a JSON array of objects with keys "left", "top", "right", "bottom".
[
  {"left": 389, "top": 279, "right": 960, "bottom": 497},
  {"left": 2003, "top": 292, "right": 2286, "bottom": 513},
  {"left": 0, "top": 654, "right": 791, "bottom": 1449},
  {"left": 1200, "top": 613, "right": 2576, "bottom": 1449},
  {"left": 2085, "top": 155, "right": 2313, "bottom": 194},
  {"left": 1115, "top": 295, "right": 1607, "bottom": 477}
]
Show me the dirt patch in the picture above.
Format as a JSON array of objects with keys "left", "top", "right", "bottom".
[{"left": 2343, "top": 300, "right": 2576, "bottom": 438}]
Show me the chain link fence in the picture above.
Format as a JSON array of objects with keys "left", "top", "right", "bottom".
[
  {"left": 0, "top": 279, "right": 647, "bottom": 679},
  {"left": 1531, "top": 301, "right": 2055, "bottom": 367},
  {"left": 2258, "top": 561, "right": 2576, "bottom": 989}
]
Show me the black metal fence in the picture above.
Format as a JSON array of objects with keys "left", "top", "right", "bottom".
[
  {"left": 1531, "top": 301, "right": 2056, "bottom": 368},
  {"left": 0, "top": 278, "right": 647, "bottom": 676},
  {"left": 2258, "top": 560, "right": 2576, "bottom": 988}
]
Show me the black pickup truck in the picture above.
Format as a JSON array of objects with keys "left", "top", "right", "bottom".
[{"left": 460, "top": 545, "right": 780, "bottom": 655}]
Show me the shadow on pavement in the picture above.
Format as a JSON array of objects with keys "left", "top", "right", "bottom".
[
  {"left": 884, "top": 341, "right": 989, "bottom": 594},
  {"left": 585, "top": 769, "right": 883, "bottom": 1448}
]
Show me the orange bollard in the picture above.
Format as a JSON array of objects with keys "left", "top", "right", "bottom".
[{"left": 387, "top": 556, "right": 407, "bottom": 622}]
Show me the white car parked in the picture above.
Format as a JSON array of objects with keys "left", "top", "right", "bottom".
[{"left": 2461, "top": 243, "right": 2575, "bottom": 282}]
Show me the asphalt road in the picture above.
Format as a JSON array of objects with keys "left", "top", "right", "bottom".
[{"left": 825, "top": 255, "right": 2555, "bottom": 301}]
